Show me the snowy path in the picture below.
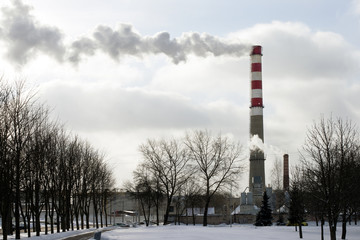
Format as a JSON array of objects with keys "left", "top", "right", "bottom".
[{"left": 0, "top": 226, "right": 116, "bottom": 240}]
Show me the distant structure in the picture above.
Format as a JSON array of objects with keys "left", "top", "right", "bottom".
[
  {"left": 248, "top": 45, "right": 266, "bottom": 205},
  {"left": 283, "top": 154, "right": 289, "bottom": 191}
]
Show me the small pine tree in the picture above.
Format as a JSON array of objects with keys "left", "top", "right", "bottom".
[{"left": 254, "top": 191, "right": 273, "bottom": 226}]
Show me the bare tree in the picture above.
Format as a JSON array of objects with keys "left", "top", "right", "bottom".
[
  {"left": 0, "top": 80, "right": 13, "bottom": 240},
  {"left": 270, "top": 157, "right": 285, "bottom": 223},
  {"left": 184, "top": 130, "right": 244, "bottom": 226},
  {"left": 139, "top": 138, "right": 192, "bottom": 225},
  {"left": 288, "top": 167, "right": 306, "bottom": 239},
  {"left": 271, "top": 157, "right": 283, "bottom": 190},
  {"left": 149, "top": 174, "right": 164, "bottom": 226},
  {"left": 128, "top": 164, "right": 155, "bottom": 226},
  {"left": 301, "top": 116, "right": 359, "bottom": 240},
  {"left": 7, "top": 81, "right": 40, "bottom": 239},
  {"left": 0, "top": 79, "right": 115, "bottom": 239},
  {"left": 181, "top": 176, "right": 203, "bottom": 225}
]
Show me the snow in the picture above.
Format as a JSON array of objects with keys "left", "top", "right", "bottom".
[
  {"left": 0, "top": 227, "right": 116, "bottom": 240},
  {"left": 100, "top": 223, "right": 360, "bottom": 240},
  {"left": 2, "top": 223, "right": 360, "bottom": 240}
]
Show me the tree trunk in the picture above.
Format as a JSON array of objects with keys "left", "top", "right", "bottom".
[
  {"left": 35, "top": 179, "right": 41, "bottom": 236},
  {"left": 50, "top": 197, "right": 55, "bottom": 234},
  {"left": 85, "top": 212, "right": 90, "bottom": 229},
  {"left": 67, "top": 190, "right": 72, "bottom": 231},
  {"left": 139, "top": 198, "right": 149, "bottom": 226},
  {"left": 156, "top": 203, "right": 160, "bottom": 226},
  {"left": 330, "top": 225, "right": 337, "bottom": 240},
  {"left": 341, "top": 218, "right": 347, "bottom": 240},
  {"left": 75, "top": 213, "right": 79, "bottom": 230},
  {"left": 1, "top": 203, "right": 13, "bottom": 240},
  {"left": 15, "top": 153, "right": 21, "bottom": 239},
  {"left": 19, "top": 197, "right": 27, "bottom": 234},
  {"left": 45, "top": 199, "right": 48, "bottom": 235},
  {"left": 44, "top": 187, "right": 48, "bottom": 235},
  {"left": 80, "top": 206, "right": 84, "bottom": 229},
  {"left": 355, "top": 212, "right": 358, "bottom": 225},
  {"left": 299, "top": 223, "right": 303, "bottom": 239},
  {"left": 163, "top": 197, "right": 172, "bottom": 225},
  {"left": 100, "top": 208, "right": 104, "bottom": 228},
  {"left": 71, "top": 209, "right": 74, "bottom": 231},
  {"left": 348, "top": 212, "right": 352, "bottom": 225},
  {"left": 56, "top": 210, "right": 60, "bottom": 233},
  {"left": 104, "top": 194, "right": 108, "bottom": 227},
  {"left": 321, "top": 217, "right": 324, "bottom": 240},
  {"left": 32, "top": 209, "right": 36, "bottom": 232},
  {"left": 147, "top": 201, "right": 151, "bottom": 225},
  {"left": 203, "top": 199, "right": 210, "bottom": 226},
  {"left": 26, "top": 212, "right": 31, "bottom": 238}
]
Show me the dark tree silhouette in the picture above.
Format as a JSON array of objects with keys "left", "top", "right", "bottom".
[
  {"left": 139, "top": 138, "right": 191, "bottom": 225},
  {"left": 254, "top": 191, "right": 273, "bottom": 226},
  {"left": 288, "top": 184, "right": 306, "bottom": 238},
  {"left": 301, "top": 116, "right": 359, "bottom": 240},
  {"left": 0, "top": 79, "right": 115, "bottom": 239},
  {"left": 185, "top": 130, "right": 244, "bottom": 226}
]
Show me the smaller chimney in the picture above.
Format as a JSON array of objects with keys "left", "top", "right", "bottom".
[{"left": 283, "top": 154, "right": 289, "bottom": 191}]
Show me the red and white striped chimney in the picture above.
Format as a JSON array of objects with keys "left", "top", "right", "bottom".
[
  {"left": 250, "top": 45, "right": 264, "bottom": 142},
  {"left": 249, "top": 45, "right": 265, "bottom": 203}
]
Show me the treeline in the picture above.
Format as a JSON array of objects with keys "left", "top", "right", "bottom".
[
  {"left": 288, "top": 116, "right": 360, "bottom": 240},
  {"left": 126, "top": 130, "right": 244, "bottom": 226},
  {"left": 0, "top": 80, "right": 115, "bottom": 240}
]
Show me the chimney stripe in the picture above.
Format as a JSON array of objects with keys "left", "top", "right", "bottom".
[
  {"left": 251, "top": 55, "right": 262, "bottom": 63},
  {"left": 251, "top": 72, "right": 262, "bottom": 81},
  {"left": 251, "top": 107, "right": 263, "bottom": 116},
  {"left": 251, "top": 63, "right": 262, "bottom": 72},
  {"left": 251, "top": 45, "right": 262, "bottom": 55},
  {"left": 251, "top": 80, "right": 262, "bottom": 89},
  {"left": 251, "top": 89, "right": 263, "bottom": 98},
  {"left": 251, "top": 98, "right": 263, "bottom": 107}
]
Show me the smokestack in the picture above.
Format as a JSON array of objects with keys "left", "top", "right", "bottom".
[
  {"left": 283, "top": 154, "right": 289, "bottom": 191},
  {"left": 248, "top": 45, "right": 266, "bottom": 205}
]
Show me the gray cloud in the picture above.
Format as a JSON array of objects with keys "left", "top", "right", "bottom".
[
  {"left": 0, "top": 0, "right": 65, "bottom": 65},
  {"left": 231, "top": 21, "right": 360, "bottom": 81},
  {"left": 0, "top": 0, "right": 251, "bottom": 66},
  {"left": 41, "top": 83, "right": 207, "bottom": 131},
  {"left": 39, "top": 81, "right": 247, "bottom": 135}
]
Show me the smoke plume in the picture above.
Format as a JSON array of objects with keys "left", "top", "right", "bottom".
[
  {"left": 0, "top": 0, "right": 65, "bottom": 65},
  {"left": 0, "top": 0, "right": 251, "bottom": 66}
]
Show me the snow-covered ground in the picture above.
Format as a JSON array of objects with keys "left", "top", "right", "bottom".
[
  {"left": 2, "top": 223, "right": 360, "bottom": 240},
  {"left": 99, "top": 223, "right": 360, "bottom": 240},
  {"left": 0, "top": 227, "right": 115, "bottom": 240}
]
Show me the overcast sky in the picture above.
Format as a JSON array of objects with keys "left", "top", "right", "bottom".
[{"left": 1, "top": 0, "right": 360, "bottom": 193}]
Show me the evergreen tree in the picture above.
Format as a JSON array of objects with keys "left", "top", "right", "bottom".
[{"left": 254, "top": 191, "right": 273, "bottom": 226}]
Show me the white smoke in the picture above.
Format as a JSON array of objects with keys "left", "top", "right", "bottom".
[
  {"left": 0, "top": 0, "right": 251, "bottom": 66},
  {"left": 249, "top": 134, "right": 265, "bottom": 152},
  {"left": 0, "top": 0, "right": 65, "bottom": 65},
  {"left": 69, "top": 25, "right": 251, "bottom": 64}
]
